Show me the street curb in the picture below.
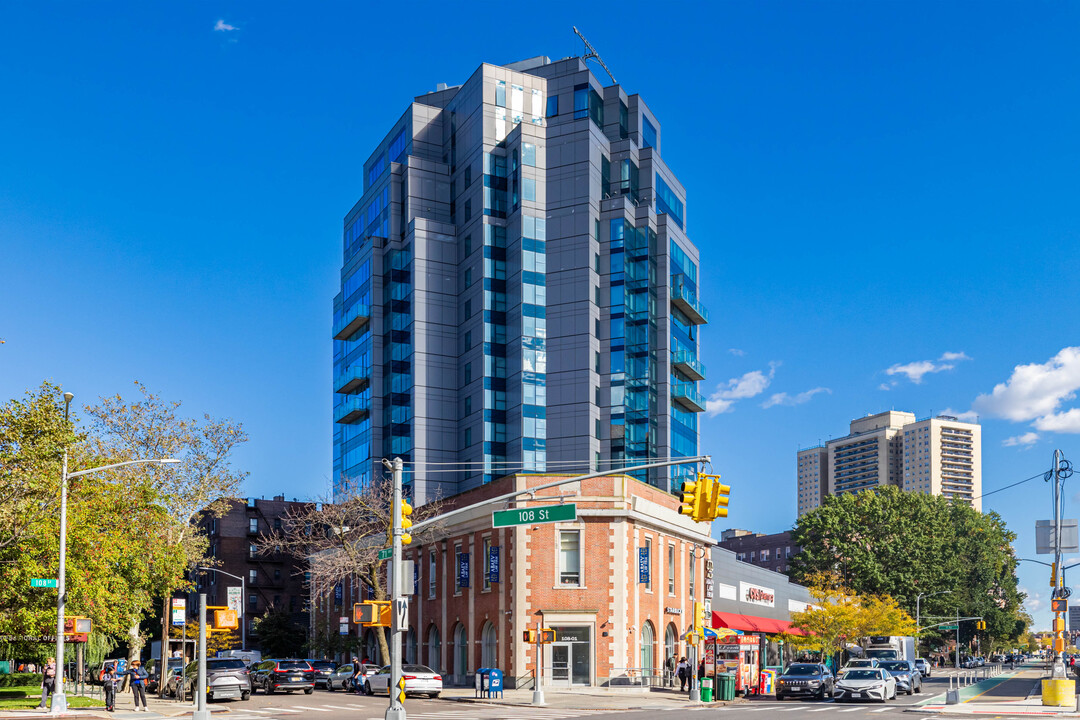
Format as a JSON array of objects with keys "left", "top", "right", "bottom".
[{"left": 442, "top": 695, "right": 747, "bottom": 711}]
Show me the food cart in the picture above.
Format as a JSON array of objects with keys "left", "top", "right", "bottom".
[{"left": 711, "top": 633, "right": 762, "bottom": 695}]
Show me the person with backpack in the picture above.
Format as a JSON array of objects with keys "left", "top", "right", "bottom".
[
  {"left": 127, "top": 659, "right": 149, "bottom": 711},
  {"left": 103, "top": 664, "right": 119, "bottom": 712},
  {"left": 37, "top": 657, "right": 57, "bottom": 709},
  {"left": 351, "top": 659, "right": 364, "bottom": 694},
  {"left": 676, "top": 656, "right": 690, "bottom": 691}
]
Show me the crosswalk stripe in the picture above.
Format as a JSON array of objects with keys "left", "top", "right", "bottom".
[
  {"left": 871, "top": 709, "right": 891, "bottom": 713},
  {"left": 275, "top": 709, "right": 302, "bottom": 714},
  {"left": 807, "top": 709, "right": 830, "bottom": 713},
  {"left": 321, "top": 705, "right": 366, "bottom": 710},
  {"left": 291, "top": 705, "right": 332, "bottom": 712},
  {"left": 838, "top": 709, "right": 865, "bottom": 713}
]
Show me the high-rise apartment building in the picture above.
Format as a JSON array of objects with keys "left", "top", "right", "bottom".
[
  {"left": 797, "top": 411, "right": 982, "bottom": 515},
  {"left": 332, "top": 56, "right": 707, "bottom": 504}
]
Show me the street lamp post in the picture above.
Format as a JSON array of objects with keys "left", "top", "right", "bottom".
[
  {"left": 916, "top": 590, "right": 951, "bottom": 657},
  {"left": 195, "top": 566, "right": 246, "bottom": 651},
  {"left": 50, "top": 394, "right": 179, "bottom": 717}
]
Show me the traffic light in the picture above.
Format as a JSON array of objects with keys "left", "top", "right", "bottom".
[
  {"left": 679, "top": 478, "right": 705, "bottom": 521},
  {"left": 693, "top": 602, "right": 707, "bottom": 635},
  {"left": 400, "top": 498, "right": 413, "bottom": 545},
  {"left": 213, "top": 609, "right": 238, "bottom": 630},
  {"left": 1051, "top": 562, "right": 1058, "bottom": 587},
  {"left": 523, "top": 629, "right": 537, "bottom": 643},
  {"left": 975, "top": 621, "right": 986, "bottom": 631},
  {"left": 539, "top": 629, "right": 556, "bottom": 644},
  {"left": 353, "top": 601, "right": 391, "bottom": 626},
  {"left": 706, "top": 476, "right": 731, "bottom": 520}
]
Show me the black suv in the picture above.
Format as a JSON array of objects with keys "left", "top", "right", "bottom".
[
  {"left": 306, "top": 659, "right": 338, "bottom": 689},
  {"left": 776, "top": 663, "right": 834, "bottom": 701},
  {"left": 252, "top": 659, "right": 315, "bottom": 694}
]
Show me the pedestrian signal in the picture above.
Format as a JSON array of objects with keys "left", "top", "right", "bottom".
[
  {"left": 523, "top": 629, "right": 537, "bottom": 643},
  {"left": 539, "top": 629, "right": 556, "bottom": 644}
]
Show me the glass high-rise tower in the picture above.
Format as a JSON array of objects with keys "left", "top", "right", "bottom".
[{"left": 332, "top": 56, "right": 708, "bottom": 504}]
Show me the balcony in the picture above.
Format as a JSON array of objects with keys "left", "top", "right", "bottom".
[
  {"left": 334, "top": 365, "right": 371, "bottom": 394},
  {"left": 672, "top": 351, "right": 706, "bottom": 381},
  {"left": 334, "top": 396, "right": 370, "bottom": 424},
  {"left": 670, "top": 278, "right": 709, "bottom": 325},
  {"left": 333, "top": 304, "right": 371, "bottom": 340},
  {"left": 672, "top": 383, "right": 706, "bottom": 413}
]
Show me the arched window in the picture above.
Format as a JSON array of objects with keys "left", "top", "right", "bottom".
[
  {"left": 363, "top": 629, "right": 379, "bottom": 665},
  {"left": 481, "top": 622, "right": 497, "bottom": 668},
  {"left": 406, "top": 627, "right": 417, "bottom": 664},
  {"left": 427, "top": 625, "right": 441, "bottom": 672},
  {"left": 451, "top": 623, "right": 468, "bottom": 682},
  {"left": 641, "top": 621, "right": 655, "bottom": 673}
]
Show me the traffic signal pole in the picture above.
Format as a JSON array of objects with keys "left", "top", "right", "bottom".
[{"left": 386, "top": 457, "right": 406, "bottom": 720}]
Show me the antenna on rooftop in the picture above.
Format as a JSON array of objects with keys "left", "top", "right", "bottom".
[{"left": 573, "top": 26, "right": 616, "bottom": 85}]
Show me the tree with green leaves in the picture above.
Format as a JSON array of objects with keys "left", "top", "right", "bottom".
[
  {"left": 251, "top": 606, "right": 306, "bottom": 658},
  {"left": 790, "top": 487, "right": 1026, "bottom": 649}
]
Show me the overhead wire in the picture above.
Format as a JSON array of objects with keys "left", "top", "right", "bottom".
[{"left": 976, "top": 472, "right": 1046, "bottom": 500}]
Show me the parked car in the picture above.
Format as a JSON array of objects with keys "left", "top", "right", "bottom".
[
  {"left": 775, "top": 663, "right": 834, "bottom": 701},
  {"left": 364, "top": 664, "right": 442, "bottom": 698},
  {"left": 306, "top": 660, "right": 338, "bottom": 689},
  {"left": 834, "top": 667, "right": 897, "bottom": 702},
  {"left": 327, "top": 663, "right": 380, "bottom": 692},
  {"left": 179, "top": 658, "right": 251, "bottom": 701},
  {"left": 252, "top": 659, "right": 315, "bottom": 694},
  {"left": 146, "top": 657, "right": 184, "bottom": 693},
  {"left": 878, "top": 660, "right": 921, "bottom": 695},
  {"left": 914, "top": 658, "right": 932, "bottom": 678},
  {"left": 163, "top": 667, "right": 185, "bottom": 699}
]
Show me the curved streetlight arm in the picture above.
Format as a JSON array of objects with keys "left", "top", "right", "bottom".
[
  {"left": 68, "top": 458, "right": 180, "bottom": 480},
  {"left": 196, "top": 566, "right": 241, "bottom": 583},
  {"left": 193, "top": 566, "right": 246, "bottom": 652}
]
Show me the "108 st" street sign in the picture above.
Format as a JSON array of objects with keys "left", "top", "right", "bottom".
[{"left": 492, "top": 504, "right": 576, "bottom": 528}]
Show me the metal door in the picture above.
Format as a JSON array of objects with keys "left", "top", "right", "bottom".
[{"left": 551, "top": 643, "right": 571, "bottom": 686}]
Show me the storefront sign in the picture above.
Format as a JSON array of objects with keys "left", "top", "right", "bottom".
[
  {"left": 705, "top": 560, "right": 714, "bottom": 599},
  {"left": 740, "top": 581, "right": 775, "bottom": 608},
  {"left": 664, "top": 606, "right": 683, "bottom": 615},
  {"left": 638, "top": 547, "right": 650, "bottom": 584},
  {"left": 488, "top": 547, "right": 500, "bottom": 583}
]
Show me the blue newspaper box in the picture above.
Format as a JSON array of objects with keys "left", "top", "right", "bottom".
[{"left": 475, "top": 668, "right": 503, "bottom": 698}]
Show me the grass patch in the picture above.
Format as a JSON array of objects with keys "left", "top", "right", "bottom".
[{"left": 0, "top": 694, "right": 105, "bottom": 710}]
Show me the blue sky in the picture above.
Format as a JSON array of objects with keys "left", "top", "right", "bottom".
[{"left": 2, "top": 2, "right": 1079, "bottom": 628}]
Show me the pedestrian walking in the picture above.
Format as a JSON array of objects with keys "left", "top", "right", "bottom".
[
  {"left": 664, "top": 655, "right": 674, "bottom": 687},
  {"left": 351, "top": 658, "right": 363, "bottom": 694},
  {"left": 103, "top": 664, "right": 119, "bottom": 712},
  {"left": 128, "top": 659, "right": 148, "bottom": 711},
  {"left": 676, "top": 656, "right": 689, "bottom": 692},
  {"left": 37, "top": 657, "right": 56, "bottom": 709}
]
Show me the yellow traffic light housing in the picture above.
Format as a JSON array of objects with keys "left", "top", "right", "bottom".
[
  {"left": 712, "top": 481, "right": 731, "bottom": 519},
  {"left": 539, "top": 628, "right": 556, "bottom": 644},
  {"left": 400, "top": 499, "right": 413, "bottom": 545},
  {"left": 353, "top": 601, "right": 392, "bottom": 627},
  {"left": 693, "top": 602, "right": 707, "bottom": 635},
  {"left": 679, "top": 479, "right": 702, "bottom": 520},
  {"left": 523, "top": 629, "right": 536, "bottom": 643}
]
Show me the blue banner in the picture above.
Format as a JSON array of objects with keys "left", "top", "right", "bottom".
[
  {"left": 638, "top": 547, "right": 650, "bottom": 584},
  {"left": 413, "top": 561, "right": 419, "bottom": 596},
  {"left": 488, "top": 547, "right": 500, "bottom": 584},
  {"left": 334, "top": 583, "right": 342, "bottom": 606},
  {"left": 459, "top": 552, "right": 470, "bottom": 588},
  {"left": 366, "top": 584, "right": 375, "bottom": 600}
]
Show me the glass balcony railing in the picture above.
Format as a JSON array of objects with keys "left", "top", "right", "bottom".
[
  {"left": 669, "top": 277, "right": 708, "bottom": 325},
  {"left": 333, "top": 304, "right": 371, "bottom": 340},
  {"left": 334, "top": 396, "right": 370, "bottom": 424},
  {"left": 334, "top": 365, "right": 371, "bottom": 394},
  {"left": 671, "top": 351, "right": 705, "bottom": 381},
  {"left": 672, "top": 383, "right": 706, "bottom": 413}
]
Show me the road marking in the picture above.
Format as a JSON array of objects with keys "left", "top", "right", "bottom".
[
  {"left": 320, "top": 705, "right": 367, "bottom": 711},
  {"left": 291, "top": 705, "right": 332, "bottom": 712},
  {"left": 274, "top": 709, "right": 303, "bottom": 714},
  {"left": 871, "top": 709, "right": 892, "bottom": 713},
  {"left": 807, "top": 709, "right": 830, "bottom": 713},
  {"left": 838, "top": 708, "right": 866, "bottom": 713}
]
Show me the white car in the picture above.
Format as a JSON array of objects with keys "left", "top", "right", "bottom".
[
  {"left": 833, "top": 667, "right": 897, "bottom": 702},
  {"left": 914, "top": 657, "right": 932, "bottom": 678},
  {"left": 365, "top": 664, "right": 443, "bottom": 698},
  {"left": 839, "top": 659, "right": 878, "bottom": 676}
]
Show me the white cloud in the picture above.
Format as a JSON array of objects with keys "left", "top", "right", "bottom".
[
  {"left": 1003, "top": 432, "right": 1039, "bottom": 447},
  {"left": 1021, "top": 586, "right": 1043, "bottom": 613},
  {"left": 885, "top": 351, "right": 971, "bottom": 384},
  {"left": 972, "top": 347, "right": 1080, "bottom": 423},
  {"left": 940, "top": 407, "right": 980, "bottom": 423},
  {"left": 879, "top": 383, "right": 893, "bottom": 391},
  {"left": 706, "top": 363, "right": 777, "bottom": 416},
  {"left": 728, "top": 348, "right": 746, "bottom": 357},
  {"left": 214, "top": 19, "right": 237, "bottom": 31},
  {"left": 762, "top": 387, "right": 831, "bottom": 409}
]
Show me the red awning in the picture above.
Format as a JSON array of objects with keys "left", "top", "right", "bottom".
[{"left": 712, "top": 610, "right": 806, "bottom": 636}]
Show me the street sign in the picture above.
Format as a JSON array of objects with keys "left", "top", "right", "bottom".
[
  {"left": 1036, "top": 519, "right": 1080, "bottom": 554},
  {"left": 378, "top": 547, "right": 392, "bottom": 561},
  {"left": 940, "top": 624, "right": 958, "bottom": 630},
  {"left": 493, "top": 503, "right": 576, "bottom": 528},
  {"left": 171, "top": 598, "right": 186, "bottom": 626},
  {"left": 30, "top": 578, "right": 58, "bottom": 588},
  {"left": 394, "top": 598, "right": 409, "bottom": 629}
]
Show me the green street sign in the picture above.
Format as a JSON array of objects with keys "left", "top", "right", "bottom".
[
  {"left": 940, "top": 624, "right": 958, "bottom": 630},
  {"left": 378, "top": 547, "right": 392, "bottom": 561},
  {"left": 31, "top": 578, "right": 58, "bottom": 588},
  {"left": 493, "top": 504, "right": 577, "bottom": 528}
]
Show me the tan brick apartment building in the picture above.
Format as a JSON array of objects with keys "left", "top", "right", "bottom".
[{"left": 320, "top": 472, "right": 713, "bottom": 687}]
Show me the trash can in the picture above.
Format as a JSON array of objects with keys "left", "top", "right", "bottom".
[
  {"left": 717, "top": 673, "right": 736, "bottom": 701},
  {"left": 700, "top": 677, "right": 713, "bottom": 702}
]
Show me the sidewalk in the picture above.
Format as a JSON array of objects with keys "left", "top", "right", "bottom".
[
  {"left": 0, "top": 693, "right": 228, "bottom": 720},
  {"left": 439, "top": 685, "right": 744, "bottom": 710},
  {"left": 909, "top": 667, "right": 1080, "bottom": 716}
]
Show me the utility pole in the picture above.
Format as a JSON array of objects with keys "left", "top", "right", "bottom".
[
  {"left": 385, "top": 457, "right": 406, "bottom": 720},
  {"left": 192, "top": 594, "right": 209, "bottom": 720},
  {"left": 1048, "top": 449, "right": 1074, "bottom": 679},
  {"left": 955, "top": 609, "right": 960, "bottom": 670}
]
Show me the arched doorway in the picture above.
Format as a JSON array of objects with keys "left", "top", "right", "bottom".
[
  {"left": 426, "top": 625, "right": 441, "bottom": 672},
  {"left": 640, "top": 621, "right": 655, "bottom": 678},
  {"left": 449, "top": 623, "right": 468, "bottom": 685},
  {"left": 481, "top": 622, "right": 497, "bottom": 669},
  {"left": 665, "top": 623, "right": 678, "bottom": 685},
  {"left": 362, "top": 629, "right": 379, "bottom": 664},
  {"left": 406, "top": 627, "right": 417, "bottom": 664}
]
